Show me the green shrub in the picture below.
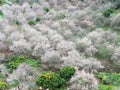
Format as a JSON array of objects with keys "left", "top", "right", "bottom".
[
  {"left": 35, "top": 17, "right": 41, "bottom": 22},
  {"left": 0, "top": 82, "right": 9, "bottom": 90},
  {"left": 15, "top": 20, "right": 20, "bottom": 26},
  {"left": 0, "top": 10, "right": 4, "bottom": 18},
  {"left": 5, "top": 55, "right": 40, "bottom": 72},
  {"left": 115, "top": 2, "right": 120, "bottom": 9},
  {"left": 0, "top": 0, "right": 2, "bottom": 5},
  {"left": 26, "top": 59, "right": 39, "bottom": 68},
  {"left": 5, "top": 55, "right": 25, "bottom": 71},
  {"left": 36, "top": 72, "right": 65, "bottom": 90},
  {"left": 97, "top": 72, "right": 120, "bottom": 86},
  {"left": 103, "top": 8, "right": 115, "bottom": 17},
  {"left": 103, "top": 11, "right": 111, "bottom": 17},
  {"left": 59, "top": 66, "right": 76, "bottom": 82},
  {"left": 99, "top": 84, "right": 115, "bottom": 90},
  {"left": 43, "top": 7, "right": 50, "bottom": 12},
  {"left": 28, "top": 20, "right": 36, "bottom": 25}
]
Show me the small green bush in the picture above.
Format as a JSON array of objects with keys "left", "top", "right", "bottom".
[
  {"left": 0, "top": 0, "right": 2, "bottom": 5},
  {"left": 5, "top": 55, "right": 39, "bottom": 72},
  {"left": 35, "top": 17, "right": 41, "bottom": 22},
  {"left": 0, "top": 82, "right": 9, "bottom": 90},
  {"left": 28, "top": 20, "right": 36, "bottom": 25},
  {"left": 115, "top": 2, "right": 120, "bottom": 9},
  {"left": 59, "top": 66, "right": 76, "bottom": 82},
  {"left": 15, "top": 20, "right": 20, "bottom": 26},
  {"left": 44, "top": 7, "right": 50, "bottom": 12},
  {"left": 26, "top": 59, "right": 39, "bottom": 68},
  {"left": 103, "top": 8, "right": 115, "bottom": 17},
  {"left": 36, "top": 72, "right": 65, "bottom": 90},
  {"left": 103, "top": 11, "right": 111, "bottom": 17},
  {"left": 0, "top": 10, "right": 4, "bottom": 18},
  {"left": 5, "top": 55, "right": 25, "bottom": 71}
]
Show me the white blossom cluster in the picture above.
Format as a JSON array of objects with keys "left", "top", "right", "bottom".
[
  {"left": 7, "top": 63, "right": 38, "bottom": 90},
  {"left": 68, "top": 70, "right": 99, "bottom": 90},
  {"left": 111, "top": 47, "right": 120, "bottom": 65},
  {"left": 111, "top": 13, "right": 120, "bottom": 30}
]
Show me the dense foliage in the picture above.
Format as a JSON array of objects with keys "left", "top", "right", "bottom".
[
  {"left": 59, "top": 66, "right": 76, "bottom": 82},
  {"left": 103, "top": 2, "right": 120, "bottom": 17},
  {"left": 97, "top": 72, "right": 120, "bottom": 90},
  {"left": 36, "top": 72, "right": 66, "bottom": 90},
  {"left": 103, "top": 8, "right": 115, "bottom": 17},
  {"left": 4, "top": 55, "right": 39, "bottom": 72},
  {"left": 97, "top": 72, "right": 120, "bottom": 86}
]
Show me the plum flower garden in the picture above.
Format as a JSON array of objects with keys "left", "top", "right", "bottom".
[{"left": 0, "top": 0, "right": 120, "bottom": 90}]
